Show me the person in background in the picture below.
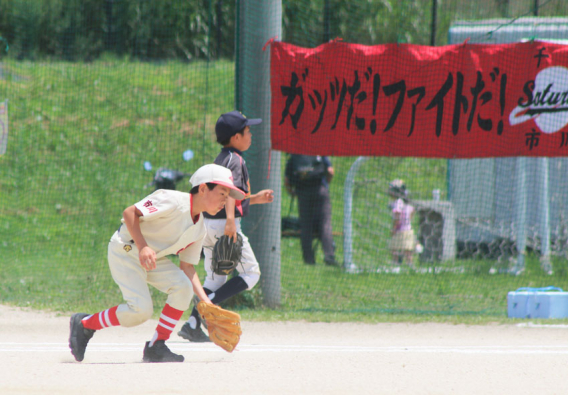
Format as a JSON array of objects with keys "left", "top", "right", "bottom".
[
  {"left": 285, "top": 154, "right": 337, "bottom": 266},
  {"left": 388, "top": 179, "right": 416, "bottom": 267}
]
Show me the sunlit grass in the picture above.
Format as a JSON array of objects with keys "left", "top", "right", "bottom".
[{"left": 1, "top": 59, "right": 567, "bottom": 324}]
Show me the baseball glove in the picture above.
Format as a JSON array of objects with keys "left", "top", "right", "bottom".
[
  {"left": 197, "top": 301, "right": 242, "bottom": 352},
  {"left": 212, "top": 234, "right": 243, "bottom": 276}
]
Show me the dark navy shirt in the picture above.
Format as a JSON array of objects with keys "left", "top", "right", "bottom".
[
  {"left": 204, "top": 147, "right": 251, "bottom": 219},
  {"left": 285, "top": 155, "right": 332, "bottom": 189}
]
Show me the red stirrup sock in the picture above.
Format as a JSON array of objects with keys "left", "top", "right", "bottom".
[
  {"left": 149, "top": 304, "right": 184, "bottom": 346},
  {"left": 81, "top": 306, "right": 120, "bottom": 331}
]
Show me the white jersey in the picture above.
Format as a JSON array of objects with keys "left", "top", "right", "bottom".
[{"left": 117, "top": 189, "right": 206, "bottom": 264}]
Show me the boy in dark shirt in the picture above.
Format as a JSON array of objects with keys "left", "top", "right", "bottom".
[{"left": 178, "top": 111, "right": 274, "bottom": 342}]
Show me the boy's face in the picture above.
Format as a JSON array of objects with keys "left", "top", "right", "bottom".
[
  {"left": 203, "top": 184, "right": 230, "bottom": 215},
  {"left": 231, "top": 126, "right": 252, "bottom": 151}
]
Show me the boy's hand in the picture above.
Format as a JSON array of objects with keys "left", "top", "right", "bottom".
[
  {"left": 224, "top": 218, "right": 237, "bottom": 242},
  {"left": 255, "top": 189, "right": 274, "bottom": 204},
  {"left": 139, "top": 246, "right": 157, "bottom": 271}
]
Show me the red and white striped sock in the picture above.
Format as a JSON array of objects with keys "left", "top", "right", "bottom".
[
  {"left": 81, "top": 306, "right": 120, "bottom": 331},
  {"left": 149, "top": 304, "right": 184, "bottom": 347}
]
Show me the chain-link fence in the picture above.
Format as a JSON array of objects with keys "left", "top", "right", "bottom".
[{"left": 2, "top": 0, "right": 568, "bottom": 316}]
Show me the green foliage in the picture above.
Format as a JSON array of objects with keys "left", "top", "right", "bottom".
[
  {"left": 0, "top": 0, "right": 567, "bottom": 61},
  {"left": 1, "top": 0, "right": 105, "bottom": 60},
  {"left": 0, "top": 0, "right": 236, "bottom": 61},
  {"left": 282, "top": 0, "right": 568, "bottom": 48},
  {"left": 282, "top": 0, "right": 433, "bottom": 46}
]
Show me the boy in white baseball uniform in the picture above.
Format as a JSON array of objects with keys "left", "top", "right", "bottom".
[
  {"left": 178, "top": 111, "right": 274, "bottom": 342},
  {"left": 68, "top": 164, "right": 245, "bottom": 363}
]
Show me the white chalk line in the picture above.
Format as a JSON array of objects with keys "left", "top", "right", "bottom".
[
  {"left": 1, "top": 342, "right": 568, "bottom": 355},
  {"left": 517, "top": 322, "right": 568, "bottom": 328}
]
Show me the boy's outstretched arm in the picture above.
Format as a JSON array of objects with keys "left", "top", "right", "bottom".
[
  {"left": 250, "top": 189, "right": 274, "bottom": 205},
  {"left": 180, "top": 261, "right": 212, "bottom": 304}
]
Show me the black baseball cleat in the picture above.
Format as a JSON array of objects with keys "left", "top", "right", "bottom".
[
  {"left": 143, "top": 340, "right": 184, "bottom": 363},
  {"left": 69, "top": 313, "right": 95, "bottom": 362},
  {"left": 177, "top": 322, "right": 211, "bottom": 343}
]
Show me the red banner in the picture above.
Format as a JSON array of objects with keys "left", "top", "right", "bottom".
[{"left": 270, "top": 40, "right": 568, "bottom": 158}]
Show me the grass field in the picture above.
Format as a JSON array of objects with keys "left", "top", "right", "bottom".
[{"left": 2, "top": 58, "right": 568, "bottom": 324}]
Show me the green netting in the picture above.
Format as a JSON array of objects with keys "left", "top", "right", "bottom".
[{"left": 2, "top": 0, "right": 568, "bottom": 317}]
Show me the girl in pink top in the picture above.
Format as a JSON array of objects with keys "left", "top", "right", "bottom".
[{"left": 388, "top": 180, "right": 416, "bottom": 267}]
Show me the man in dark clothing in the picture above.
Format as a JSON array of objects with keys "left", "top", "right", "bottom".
[{"left": 285, "top": 155, "right": 337, "bottom": 266}]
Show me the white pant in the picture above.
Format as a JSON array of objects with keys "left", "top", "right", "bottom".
[
  {"left": 107, "top": 232, "right": 193, "bottom": 327},
  {"left": 202, "top": 218, "right": 261, "bottom": 291}
]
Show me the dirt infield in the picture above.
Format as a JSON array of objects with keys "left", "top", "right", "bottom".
[{"left": 1, "top": 304, "right": 567, "bottom": 395}]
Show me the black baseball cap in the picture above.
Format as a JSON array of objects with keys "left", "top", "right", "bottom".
[{"left": 215, "top": 111, "right": 262, "bottom": 143}]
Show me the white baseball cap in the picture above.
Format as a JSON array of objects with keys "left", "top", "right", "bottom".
[{"left": 190, "top": 164, "right": 245, "bottom": 200}]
